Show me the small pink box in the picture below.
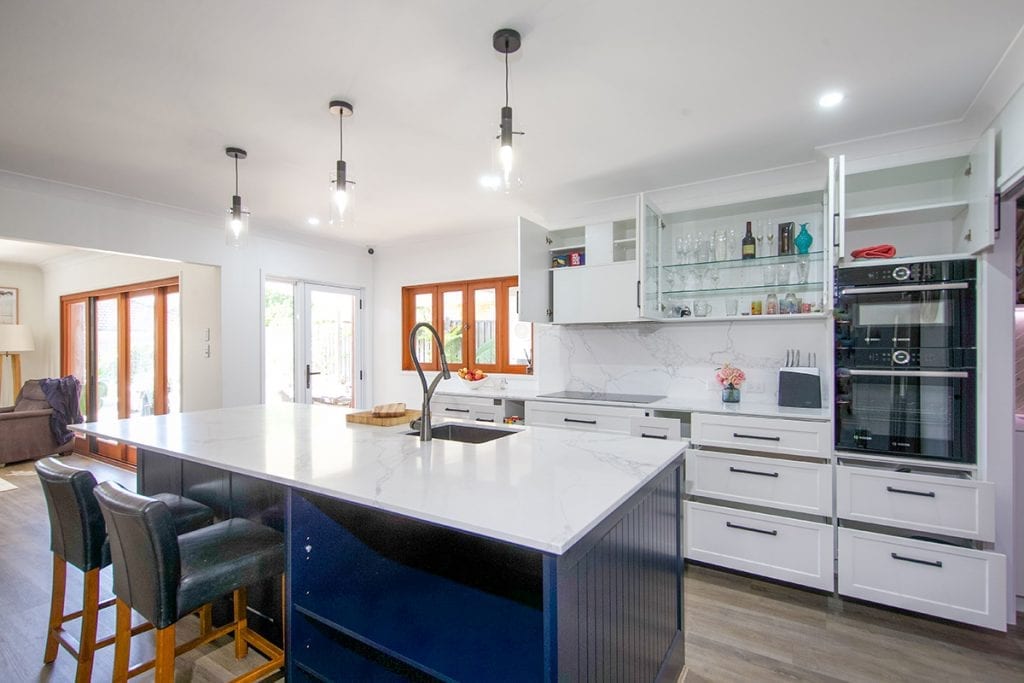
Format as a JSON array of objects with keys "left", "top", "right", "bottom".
[{"left": 569, "top": 251, "right": 585, "bottom": 266}]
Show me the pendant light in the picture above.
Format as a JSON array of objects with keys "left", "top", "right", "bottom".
[
  {"left": 329, "top": 99, "right": 355, "bottom": 224},
  {"left": 224, "top": 147, "right": 249, "bottom": 247},
  {"left": 493, "top": 28, "right": 524, "bottom": 192}
]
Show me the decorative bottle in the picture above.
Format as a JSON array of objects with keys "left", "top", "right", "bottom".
[
  {"left": 741, "top": 221, "right": 756, "bottom": 260},
  {"left": 794, "top": 223, "right": 813, "bottom": 254}
]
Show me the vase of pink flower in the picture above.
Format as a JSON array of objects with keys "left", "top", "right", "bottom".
[{"left": 715, "top": 363, "right": 746, "bottom": 403}]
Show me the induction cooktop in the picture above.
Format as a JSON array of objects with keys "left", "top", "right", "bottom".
[{"left": 536, "top": 391, "right": 667, "bottom": 404}]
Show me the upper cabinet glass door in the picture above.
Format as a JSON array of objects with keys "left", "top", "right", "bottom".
[
  {"left": 828, "top": 155, "right": 845, "bottom": 264},
  {"left": 638, "top": 194, "right": 665, "bottom": 319},
  {"left": 516, "top": 217, "right": 553, "bottom": 323}
]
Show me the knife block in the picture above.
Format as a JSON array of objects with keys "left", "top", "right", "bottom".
[{"left": 778, "top": 367, "right": 822, "bottom": 409}]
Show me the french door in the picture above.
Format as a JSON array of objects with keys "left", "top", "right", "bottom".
[
  {"left": 61, "top": 278, "right": 180, "bottom": 465},
  {"left": 263, "top": 278, "right": 365, "bottom": 408}
]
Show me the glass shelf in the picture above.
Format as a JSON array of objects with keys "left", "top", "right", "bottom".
[
  {"left": 648, "top": 250, "right": 825, "bottom": 271},
  {"left": 659, "top": 280, "right": 825, "bottom": 297}
]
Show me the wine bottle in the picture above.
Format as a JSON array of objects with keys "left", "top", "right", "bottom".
[{"left": 742, "top": 221, "right": 756, "bottom": 259}]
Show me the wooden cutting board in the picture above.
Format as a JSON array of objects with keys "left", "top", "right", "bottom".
[{"left": 346, "top": 409, "right": 421, "bottom": 427}]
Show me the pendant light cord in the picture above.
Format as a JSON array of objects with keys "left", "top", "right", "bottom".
[
  {"left": 504, "top": 45, "right": 510, "bottom": 107},
  {"left": 234, "top": 155, "right": 239, "bottom": 195},
  {"left": 339, "top": 114, "right": 344, "bottom": 159}
]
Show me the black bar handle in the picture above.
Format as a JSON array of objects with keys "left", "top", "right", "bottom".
[
  {"left": 733, "top": 432, "right": 782, "bottom": 442},
  {"left": 475, "top": 417, "right": 495, "bottom": 423},
  {"left": 729, "top": 467, "right": 780, "bottom": 478},
  {"left": 640, "top": 433, "right": 668, "bottom": 440},
  {"left": 636, "top": 280, "right": 641, "bottom": 309},
  {"left": 444, "top": 407, "right": 470, "bottom": 413},
  {"left": 886, "top": 486, "right": 935, "bottom": 498},
  {"left": 726, "top": 521, "right": 778, "bottom": 536},
  {"left": 564, "top": 417, "right": 598, "bottom": 425},
  {"left": 891, "top": 552, "right": 942, "bottom": 568}
]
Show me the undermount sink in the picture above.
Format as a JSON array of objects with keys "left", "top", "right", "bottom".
[{"left": 405, "top": 423, "right": 518, "bottom": 444}]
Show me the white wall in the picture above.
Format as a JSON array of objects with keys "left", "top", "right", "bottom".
[
  {"left": 41, "top": 252, "right": 222, "bottom": 411},
  {"left": 0, "top": 261, "right": 46, "bottom": 405},
  {"left": 0, "top": 171, "right": 374, "bottom": 408}
]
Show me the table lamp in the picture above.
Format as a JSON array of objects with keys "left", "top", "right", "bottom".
[{"left": 0, "top": 324, "right": 35, "bottom": 402}]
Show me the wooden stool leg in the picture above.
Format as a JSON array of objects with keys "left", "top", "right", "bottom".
[
  {"left": 44, "top": 555, "right": 67, "bottom": 663},
  {"left": 113, "top": 599, "right": 131, "bottom": 683},
  {"left": 74, "top": 567, "right": 101, "bottom": 683},
  {"left": 233, "top": 588, "right": 249, "bottom": 659},
  {"left": 154, "top": 624, "right": 175, "bottom": 682},
  {"left": 199, "top": 603, "right": 212, "bottom": 636}
]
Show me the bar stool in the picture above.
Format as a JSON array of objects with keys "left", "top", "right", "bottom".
[
  {"left": 35, "top": 457, "right": 216, "bottom": 683},
  {"left": 94, "top": 481, "right": 286, "bottom": 682}
]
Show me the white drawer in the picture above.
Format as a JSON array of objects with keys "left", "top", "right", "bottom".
[
  {"left": 838, "top": 528, "right": 1006, "bottom": 630},
  {"left": 686, "top": 450, "right": 831, "bottom": 515},
  {"left": 691, "top": 413, "right": 829, "bottom": 458},
  {"left": 433, "top": 394, "right": 499, "bottom": 409},
  {"left": 630, "top": 416, "right": 682, "bottom": 441},
  {"left": 525, "top": 401, "right": 644, "bottom": 433},
  {"left": 433, "top": 397, "right": 501, "bottom": 424},
  {"left": 684, "top": 501, "right": 834, "bottom": 591},
  {"left": 836, "top": 466, "right": 995, "bottom": 541}
]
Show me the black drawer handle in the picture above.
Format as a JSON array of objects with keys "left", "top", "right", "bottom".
[
  {"left": 729, "top": 467, "right": 779, "bottom": 478},
  {"left": 726, "top": 521, "right": 778, "bottom": 536},
  {"left": 445, "top": 407, "right": 470, "bottom": 413},
  {"left": 886, "top": 486, "right": 935, "bottom": 498},
  {"left": 564, "top": 418, "right": 598, "bottom": 425},
  {"left": 640, "top": 433, "right": 668, "bottom": 440},
  {"left": 733, "top": 433, "right": 781, "bottom": 442},
  {"left": 475, "top": 417, "right": 495, "bottom": 423},
  {"left": 891, "top": 552, "right": 942, "bottom": 568}
]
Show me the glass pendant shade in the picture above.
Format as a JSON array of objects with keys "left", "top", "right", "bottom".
[
  {"left": 329, "top": 171, "right": 354, "bottom": 225},
  {"left": 225, "top": 194, "right": 249, "bottom": 247}
]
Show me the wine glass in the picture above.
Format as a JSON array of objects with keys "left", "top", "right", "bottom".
[
  {"left": 675, "top": 236, "right": 686, "bottom": 265},
  {"left": 766, "top": 219, "right": 775, "bottom": 257},
  {"left": 755, "top": 221, "right": 764, "bottom": 256}
]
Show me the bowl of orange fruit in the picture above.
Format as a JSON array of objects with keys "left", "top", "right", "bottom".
[{"left": 456, "top": 367, "right": 493, "bottom": 390}]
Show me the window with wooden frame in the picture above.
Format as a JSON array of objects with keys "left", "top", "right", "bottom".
[
  {"left": 401, "top": 276, "right": 532, "bottom": 374},
  {"left": 60, "top": 277, "right": 180, "bottom": 466}
]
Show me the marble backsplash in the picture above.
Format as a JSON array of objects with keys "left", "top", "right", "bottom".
[{"left": 535, "top": 318, "right": 831, "bottom": 405}]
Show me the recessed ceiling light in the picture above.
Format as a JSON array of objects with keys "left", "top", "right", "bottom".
[
  {"left": 818, "top": 91, "right": 844, "bottom": 108},
  {"left": 307, "top": 217, "right": 320, "bottom": 226},
  {"left": 479, "top": 174, "right": 501, "bottom": 190}
]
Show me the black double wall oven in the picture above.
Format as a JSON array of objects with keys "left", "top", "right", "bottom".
[{"left": 834, "top": 259, "right": 976, "bottom": 463}]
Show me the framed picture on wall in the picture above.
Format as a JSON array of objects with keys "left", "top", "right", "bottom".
[{"left": 0, "top": 286, "right": 18, "bottom": 324}]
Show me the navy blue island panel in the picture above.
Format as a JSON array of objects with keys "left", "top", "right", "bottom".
[{"left": 288, "top": 460, "right": 684, "bottom": 682}]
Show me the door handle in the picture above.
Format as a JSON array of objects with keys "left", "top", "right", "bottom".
[
  {"left": 891, "top": 552, "right": 942, "bottom": 568},
  {"left": 732, "top": 433, "right": 781, "bottom": 442},
  {"left": 564, "top": 417, "right": 598, "bottom": 425},
  {"left": 305, "top": 364, "right": 321, "bottom": 389},
  {"left": 729, "top": 467, "right": 780, "bottom": 478},
  {"left": 886, "top": 486, "right": 936, "bottom": 498},
  {"left": 726, "top": 521, "right": 778, "bottom": 536},
  {"left": 640, "top": 433, "right": 668, "bottom": 440}
]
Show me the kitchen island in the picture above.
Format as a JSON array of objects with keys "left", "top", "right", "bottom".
[{"left": 73, "top": 403, "right": 686, "bottom": 682}]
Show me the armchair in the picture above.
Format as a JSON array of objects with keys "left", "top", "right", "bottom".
[{"left": 0, "top": 380, "right": 77, "bottom": 465}]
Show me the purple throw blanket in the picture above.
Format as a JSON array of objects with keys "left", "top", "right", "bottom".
[{"left": 40, "top": 376, "right": 83, "bottom": 445}]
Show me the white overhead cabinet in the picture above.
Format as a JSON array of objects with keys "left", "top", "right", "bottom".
[
  {"left": 639, "top": 188, "right": 833, "bottom": 322},
  {"left": 831, "top": 129, "right": 998, "bottom": 263},
  {"left": 516, "top": 216, "right": 639, "bottom": 324}
]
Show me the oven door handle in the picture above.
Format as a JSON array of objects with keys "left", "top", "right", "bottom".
[
  {"left": 846, "top": 369, "right": 969, "bottom": 378},
  {"left": 839, "top": 282, "right": 969, "bottom": 296}
]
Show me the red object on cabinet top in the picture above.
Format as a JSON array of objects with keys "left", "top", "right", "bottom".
[{"left": 850, "top": 244, "right": 897, "bottom": 259}]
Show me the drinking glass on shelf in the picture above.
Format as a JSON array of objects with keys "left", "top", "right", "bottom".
[
  {"left": 762, "top": 264, "right": 776, "bottom": 286},
  {"left": 727, "top": 229, "right": 738, "bottom": 259},
  {"left": 715, "top": 230, "right": 728, "bottom": 262},
  {"left": 694, "top": 300, "right": 711, "bottom": 317},
  {"left": 777, "top": 262, "right": 791, "bottom": 285},
  {"left": 797, "top": 258, "right": 810, "bottom": 284},
  {"left": 725, "top": 299, "right": 738, "bottom": 316}
]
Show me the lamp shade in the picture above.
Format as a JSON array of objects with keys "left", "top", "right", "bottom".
[{"left": 0, "top": 324, "right": 35, "bottom": 353}]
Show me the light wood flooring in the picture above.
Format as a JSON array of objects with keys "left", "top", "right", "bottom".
[{"left": 0, "top": 455, "right": 1021, "bottom": 682}]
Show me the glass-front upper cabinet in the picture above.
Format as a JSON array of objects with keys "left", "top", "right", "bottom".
[{"left": 638, "top": 187, "right": 831, "bottom": 322}]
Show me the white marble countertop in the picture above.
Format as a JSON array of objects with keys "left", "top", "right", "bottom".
[
  {"left": 437, "top": 387, "right": 831, "bottom": 421},
  {"left": 71, "top": 404, "right": 686, "bottom": 556}
]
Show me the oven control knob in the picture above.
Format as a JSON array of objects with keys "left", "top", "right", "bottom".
[
  {"left": 892, "top": 350, "right": 911, "bottom": 365},
  {"left": 892, "top": 266, "right": 911, "bottom": 281}
]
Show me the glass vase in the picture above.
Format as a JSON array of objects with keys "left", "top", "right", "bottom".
[{"left": 721, "top": 386, "right": 741, "bottom": 403}]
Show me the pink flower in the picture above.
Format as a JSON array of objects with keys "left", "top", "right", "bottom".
[{"left": 715, "top": 363, "right": 746, "bottom": 389}]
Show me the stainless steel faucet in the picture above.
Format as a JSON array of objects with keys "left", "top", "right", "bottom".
[{"left": 408, "top": 322, "right": 451, "bottom": 441}]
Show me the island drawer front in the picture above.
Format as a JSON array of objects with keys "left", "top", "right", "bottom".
[
  {"left": 838, "top": 528, "right": 1007, "bottom": 630},
  {"left": 433, "top": 397, "right": 503, "bottom": 424},
  {"left": 525, "top": 401, "right": 644, "bottom": 433},
  {"left": 691, "top": 413, "right": 829, "bottom": 458},
  {"left": 836, "top": 467, "right": 995, "bottom": 541},
  {"left": 684, "top": 501, "right": 834, "bottom": 591},
  {"left": 630, "top": 416, "right": 683, "bottom": 441},
  {"left": 686, "top": 449, "right": 831, "bottom": 515}
]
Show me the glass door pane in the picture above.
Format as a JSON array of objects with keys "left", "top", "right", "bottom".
[
  {"left": 640, "top": 194, "right": 666, "bottom": 318},
  {"left": 307, "top": 286, "right": 359, "bottom": 408},
  {"left": 64, "top": 300, "right": 89, "bottom": 416},
  {"left": 264, "top": 280, "right": 296, "bottom": 403},
  {"left": 95, "top": 296, "right": 120, "bottom": 421},
  {"left": 166, "top": 290, "right": 181, "bottom": 413},
  {"left": 413, "top": 291, "right": 434, "bottom": 365},
  {"left": 442, "top": 289, "right": 464, "bottom": 366},
  {"left": 472, "top": 287, "right": 497, "bottom": 365},
  {"left": 128, "top": 292, "right": 155, "bottom": 418}
]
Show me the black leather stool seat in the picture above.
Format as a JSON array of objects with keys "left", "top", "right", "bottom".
[
  {"left": 153, "top": 493, "right": 218, "bottom": 536},
  {"left": 177, "top": 519, "right": 285, "bottom": 623}
]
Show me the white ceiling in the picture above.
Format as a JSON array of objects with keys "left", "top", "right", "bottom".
[
  {"left": 1, "top": 1, "right": 1022, "bottom": 246},
  {"left": 0, "top": 238, "right": 79, "bottom": 265}
]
